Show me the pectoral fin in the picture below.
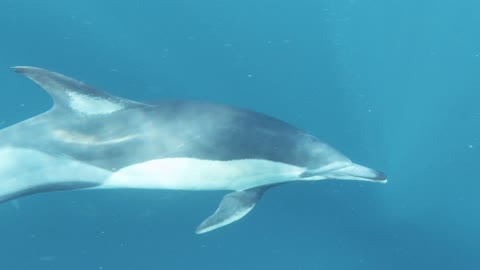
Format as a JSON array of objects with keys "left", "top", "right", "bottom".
[{"left": 196, "top": 186, "right": 268, "bottom": 234}]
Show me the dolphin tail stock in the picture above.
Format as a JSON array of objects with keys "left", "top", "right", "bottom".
[{"left": 196, "top": 185, "right": 271, "bottom": 234}]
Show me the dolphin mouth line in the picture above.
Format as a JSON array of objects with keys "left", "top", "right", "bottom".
[
  {"left": 300, "top": 163, "right": 387, "bottom": 183},
  {"left": 299, "top": 163, "right": 352, "bottom": 178}
]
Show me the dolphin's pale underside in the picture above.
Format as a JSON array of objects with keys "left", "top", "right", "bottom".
[{"left": 0, "top": 66, "right": 387, "bottom": 234}]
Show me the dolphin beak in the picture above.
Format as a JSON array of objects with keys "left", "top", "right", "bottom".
[
  {"left": 331, "top": 163, "right": 387, "bottom": 183},
  {"left": 300, "top": 162, "right": 387, "bottom": 183}
]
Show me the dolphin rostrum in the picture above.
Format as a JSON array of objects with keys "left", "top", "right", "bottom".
[{"left": 0, "top": 66, "right": 387, "bottom": 234}]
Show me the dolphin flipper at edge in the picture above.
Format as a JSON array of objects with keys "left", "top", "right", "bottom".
[{"left": 196, "top": 186, "right": 270, "bottom": 234}]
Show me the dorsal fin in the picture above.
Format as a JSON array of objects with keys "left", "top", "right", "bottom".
[{"left": 12, "top": 66, "right": 145, "bottom": 115}]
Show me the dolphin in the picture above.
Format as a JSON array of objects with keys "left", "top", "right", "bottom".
[{"left": 0, "top": 66, "right": 387, "bottom": 234}]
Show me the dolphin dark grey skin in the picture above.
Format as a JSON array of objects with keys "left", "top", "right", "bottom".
[{"left": 0, "top": 66, "right": 387, "bottom": 233}]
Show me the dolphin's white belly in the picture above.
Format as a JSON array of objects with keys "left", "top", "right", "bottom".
[{"left": 102, "top": 158, "right": 305, "bottom": 191}]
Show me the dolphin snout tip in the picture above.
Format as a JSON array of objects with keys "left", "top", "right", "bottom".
[
  {"left": 11, "top": 66, "right": 31, "bottom": 73},
  {"left": 373, "top": 171, "right": 388, "bottom": 183},
  {"left": 378, "top": 178, "right": 388, "bottom": 184}
]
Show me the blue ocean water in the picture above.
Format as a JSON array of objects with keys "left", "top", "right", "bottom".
[{"left": 0, "top": 0, "right": 479, "bottom": 269}]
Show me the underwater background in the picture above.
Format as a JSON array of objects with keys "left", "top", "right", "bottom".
[{"left": 0, "top": 0, "right": 479, "bottom": 269}]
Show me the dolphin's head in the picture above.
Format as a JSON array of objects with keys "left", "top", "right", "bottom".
[{"left": 295, "top": 134, "right": 387, "bottom": 183}]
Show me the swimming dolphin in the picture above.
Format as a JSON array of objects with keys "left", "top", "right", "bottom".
[{"left": 0, "top": 66, "right": 386, "bottom": 233}]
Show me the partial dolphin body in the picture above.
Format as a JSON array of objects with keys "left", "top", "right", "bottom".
[{"left": 0, "top": 67, "right": 386, "bottom": 233}]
